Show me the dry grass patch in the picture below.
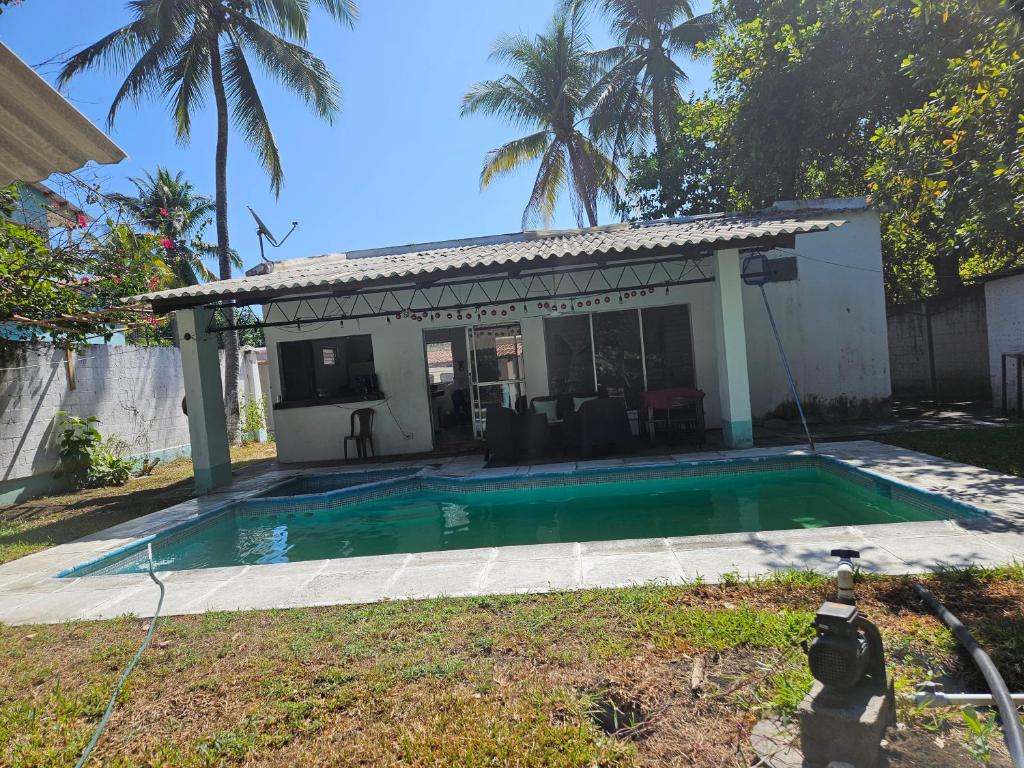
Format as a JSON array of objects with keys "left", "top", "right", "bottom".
[{"left": 2, "top": 567, "right": 1022, "bottom": 766}]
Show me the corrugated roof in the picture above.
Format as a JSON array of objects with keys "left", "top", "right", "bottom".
[
  {"left": 139, "top": 212, "right": 847, "bottom": 309},
  {"left": 0, "top": 44, "right": 126, "bottom": 186}
]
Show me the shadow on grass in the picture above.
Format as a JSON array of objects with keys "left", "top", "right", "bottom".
[{"left": 872, "top": 568, "right": 1024, "bottom": 691}]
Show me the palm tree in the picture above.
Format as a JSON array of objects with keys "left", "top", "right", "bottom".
[
  {"left": 111, "top": 167, "right": 240, "bottom": 286},
  {"left": 581, "top": 0, "right": 718, "bottom": 159},
  {"left": 58, "top": 0, "right": 356, "bottom": 444},
  {"left": 462, "top": 12, "right": 622, "bottom": 229}
]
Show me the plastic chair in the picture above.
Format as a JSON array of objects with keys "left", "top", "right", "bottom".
[{"left": 344, "top": 408, "right": 375, "bottom": 460}]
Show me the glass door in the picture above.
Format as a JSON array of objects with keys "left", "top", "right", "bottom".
[{"left": 468, "top": 322, "right": 526, "bottom": 439}]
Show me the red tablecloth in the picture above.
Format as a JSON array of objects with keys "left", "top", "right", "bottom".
[{"left": 642, "top": 388, "right": 705, "bottom": 409}]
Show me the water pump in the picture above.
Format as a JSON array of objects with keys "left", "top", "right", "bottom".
[{"left": 807, "top": 549, "right": 887, "bottom": 692}]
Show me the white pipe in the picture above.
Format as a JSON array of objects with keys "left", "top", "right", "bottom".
[{"left": 914, "top": 692, "right": 1024, "bottom": 707}]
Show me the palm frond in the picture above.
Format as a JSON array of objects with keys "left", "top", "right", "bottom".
[
  {"left": 232, "top": 14, "right": 341, "bottom": 120},
  {"left": 524, "top": 142, "right": 568, "bottom": 229},
  {"left": 480, "top": 131, "right": 551, "bottom": 188},
  {"left": 666, "top": 12, "right": 719, "bottom": 51},
  {"left": 164, "top": 23, "right": 211, "bottom": 142},
  {"left": 223, "top": 35, "right": 284, "bottom": 195},
  {"left": 461, "top": 77, "right": 547, "bottom": 127},
  {"left": 57, "top": 19, "right": 154, "bottom": 90}
]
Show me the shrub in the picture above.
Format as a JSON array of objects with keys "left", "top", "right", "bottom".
[
  {"left": 55, "top": 412, "right": 138, "bottom": 488},
  {"left": 240, "top": 397, "right": 266, "bottom": 442}
]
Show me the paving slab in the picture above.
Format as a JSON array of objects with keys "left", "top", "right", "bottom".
[
  {"left": 877, "top": 534, "right": 1011, "bottom": 571},
  {"left": 581, "top": 551, "right": 683, "bottom": 588},
  {"left": 674, "top": 545, "right": 782, "bottom": 582},
  {"left": 285, "top": 570, "right": 394, "bottom": 607},
  {"left": 480, "top": 557, "right": 579, "bottom": 594},
  {"left": 385, "top": 561, "right": 488, "bottom": 599}
]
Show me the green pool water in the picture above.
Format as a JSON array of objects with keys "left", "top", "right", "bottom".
[{"left": 106, "top": 467, "right": 950, "bottom": 574}]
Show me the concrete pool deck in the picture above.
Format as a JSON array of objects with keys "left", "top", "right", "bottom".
[{"left": 1, "top": 440, "right": 1023, "bottom": 625}]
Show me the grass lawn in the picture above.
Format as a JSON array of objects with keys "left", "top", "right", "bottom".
[
  {"left": 878, "top": 424, "right": 1024, "bottom": 478},
  {"left": 1, "top": 569, "right": 1022, "bottom": 766},
  {"left": 0, "top": 443, "right": 276, "bottom": 565}
]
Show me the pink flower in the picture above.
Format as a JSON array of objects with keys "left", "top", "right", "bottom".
[
  {"left": 145, "top": 316, "right": 160, "bottom": 326},
  {"left": 76, "top": 214, "right": 87, "bottom": 229},
  {"left": 147, "top": 276, "right": 160, "bottom": 290},
  {"left": 160, "top": 238, "right": 174, "bottom": 249},
  {"left": 159, "top": 207, "right": 169, "bottom": 217}
]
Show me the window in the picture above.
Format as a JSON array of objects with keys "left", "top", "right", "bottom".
[
  {"left": 544, "top": 315, "right": 593, "bottom": 394},
  {"left": 642, "top": 305, "right": 695, "bottom": 389},
  {"left": 278, "top": 335, "right": 377, "bottom": 407},
  {"left": 593, "top": 310, "right": 644, "bottom": 406},
  {"left": 543, "top": 304, "right": 696, "bottom": 399}
]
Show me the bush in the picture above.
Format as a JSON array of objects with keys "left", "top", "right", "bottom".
[
  {"left": 240, "top": 397, "right": 266, "bottom": 443},
  {"left": 55, "top": 412, "right": 138, "bottom": 488}
]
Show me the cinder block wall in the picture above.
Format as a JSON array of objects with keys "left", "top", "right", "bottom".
[
  {"left": 986, "top": 272, "right": 1024, "bottom": 411},
  {"left": 0, "top": 345, "right": 191, "bottom": 504},
  {"left": 887, "top": 286, "right": 990, "bottom": 399}
]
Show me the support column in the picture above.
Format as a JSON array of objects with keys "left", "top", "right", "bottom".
[
  {"left": 177, "top": 307, "right": 232, "bottom": 492},
  {"left": 712, "top": 248, "right": 754, "bottom": 448}
]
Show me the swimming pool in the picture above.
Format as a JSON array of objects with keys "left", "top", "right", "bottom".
[{"left": 65, "top": 456, "right": 982, "bottom": 577}]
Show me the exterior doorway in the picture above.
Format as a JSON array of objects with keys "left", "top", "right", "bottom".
[
  {"left": 468, "top": 322, "right": 526, "bottom": 439},
  {"left": 422, "top": 328, "right": 473, "bottom": 450}
]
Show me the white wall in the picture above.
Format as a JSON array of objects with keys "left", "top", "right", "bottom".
[
  {"left": 0, "top": 345, "right": 191, "bottom": 503},
  {"left": 985, "top": 271, "right": 1024, "bottom": 411},
  {"left": 263, "top": 203, "right": 889, "bottom": 461}
]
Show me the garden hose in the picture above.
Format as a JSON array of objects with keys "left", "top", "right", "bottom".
[{"left": 74, "top": 544, "right": 165, "bottom": 768}]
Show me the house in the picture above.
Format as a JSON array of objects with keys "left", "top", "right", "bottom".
[{"left": 139, "top": 197, "right": 890, "bottom": 492}]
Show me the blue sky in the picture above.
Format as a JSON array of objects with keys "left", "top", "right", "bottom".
[{"left": 1, "top": 1, "right": 711, "bottom": 275}]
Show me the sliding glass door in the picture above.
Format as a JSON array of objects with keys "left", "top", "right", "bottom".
[
  {"left": 543, "top": 305, "right": 695, "bottom": 401},
  {"left": 469, "top": 322, "right": 525, "bottom": 439}
]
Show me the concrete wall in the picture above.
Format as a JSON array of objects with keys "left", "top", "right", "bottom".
[
  {"left": 0, "top": 345, "right": 191, "bottom": 504},
  {"left": 262, "top": 203, "right": 889, "bottom": 462},
  {"left": 985, "top": 271, "right": 1024, "bottom": 412},
  {"left": 887, "top": 286, "right": 990, "bottom": 399}
]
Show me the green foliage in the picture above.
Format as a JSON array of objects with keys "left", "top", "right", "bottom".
[
  {"left": 462, "top": 10, "right": 622, "bottom": 227},
  {"left": 961, "top": 706, "right": 996, "bottom": 764},
  {"left": 55, "top": 413, "right": 137, "bottom": 488},
  {"left": 109, "top": 167, "right": 235, "bottom": 286},
  {"left": 58, "top": 1, "right": 356, "bottom": 197},
  {"left": 623, "top": 0, "right": 1023, "bottom": 300},
  {"left": 0, "top": 185, "right": 169, "bottom": 348},
  {"left": 869, "top": 0, "right": 1024, "bottom": 296},
  {"left": 55, "top": 412, "right": 102, "bottom": 488},
  {"left": 241, "top": 397, "right": 266, "bottom": 442}
]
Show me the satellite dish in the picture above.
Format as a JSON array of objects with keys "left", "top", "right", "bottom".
[{"left": 247, "top": 206, "right": 298, "bottom": 262}]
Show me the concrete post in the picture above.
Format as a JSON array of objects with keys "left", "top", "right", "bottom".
[
  {"left": 240, "top": 347, "right": 268, "bottom": 443},
  {"left": 712, "top": 248, "right": 754, "bottom": 448},
  {"left": 176, "top": 307, "right": 232, "bottom": 492}
]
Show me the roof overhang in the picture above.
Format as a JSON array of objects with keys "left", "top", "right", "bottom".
[
  {"left": 0, "top": 43, "right": 126, "bottom": 185},
  {"left": 149, "top": 230, "right": 808, "bottom": 313}
]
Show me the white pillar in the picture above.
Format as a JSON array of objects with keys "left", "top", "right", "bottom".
[
  {"left": 240, "top": 347, "right": 268, "bottom": 443},
  {"left": 712, "top": 248, "right": 754, "bottom": 448},
  {"left": 177, "top": 307, "right": 232, "bottom": 492}
]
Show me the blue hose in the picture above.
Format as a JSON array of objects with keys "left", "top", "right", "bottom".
[{"left": 74, "top": 544, "right": 165, "bottom": 768}]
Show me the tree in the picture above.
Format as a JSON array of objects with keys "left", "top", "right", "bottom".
[
  {"left": 462, "top": 11, "right": 622, "bottom": 228},
  {"left": 582, "top": 0, "right": 718, "bottom": 159},
  {"left": 110, "top": 167, "right": 239, "bottom": 286},
  {"left": 0, "top": 184, "right": 169, "bottom": 350},
  {"left": 869, "top": 0, "right": 1024, "bottom": 296},
  {"left": 58, "top": 0, "right": 356, "bottom": 444}
]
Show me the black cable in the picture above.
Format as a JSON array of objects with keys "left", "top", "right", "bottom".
[{"left": 913, "top": 583, "right": 1024, "bottom": 767}]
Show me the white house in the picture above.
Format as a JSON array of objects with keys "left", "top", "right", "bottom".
[{"left": 140, "top": 197, "right": 890, "bottom": 492}]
